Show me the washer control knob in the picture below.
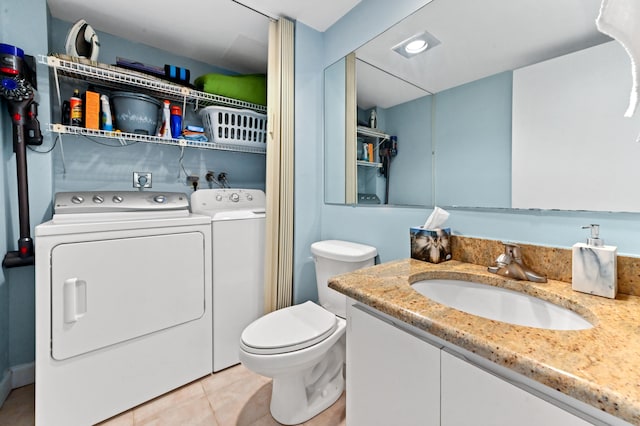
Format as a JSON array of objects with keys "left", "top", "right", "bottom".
[
  {"left": 92, "top": 195, "right": 104, "bottom": 204},
  {"left": 246, "top": 194, "right": 253, "bottom": 201},
  {"left": 153, "top": 195, "right": 167, "bottom": 204},
  {"left": 230, "top": 193, "right": 240, "bottom": 202},
  {"left": 71, "top": 195, "right": 84, "bottom": 204},
  {"left": 216, "top": 195, "right": 223, "bottom": 202},
  {"left": 112, "top": 195, "right": 123, "bottom": 203}
]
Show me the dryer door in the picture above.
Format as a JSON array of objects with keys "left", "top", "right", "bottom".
[{"left": 50, "top": 232, "right": 205, "bottom": 360}]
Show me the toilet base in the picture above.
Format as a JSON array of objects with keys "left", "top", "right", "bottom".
[
  {"left": 239, "top": 309, "right": 349, "bottom": 425},
  {"left": 270, "top": 341, "right": 345, "bottom": 425}
]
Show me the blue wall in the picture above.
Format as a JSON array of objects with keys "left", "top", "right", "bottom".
[
  {"left": 1, "top": 0, "right": 52, "bottom": 397},
  {"left": 323, "top": 57, "right": 347, "bottom": 205},
  {"left": 1, "top": 10, "right": 269, "bottom": 397},
  {"left": 291, "top": 0, "right": 432, "bottom": 303},
  {"left": 293, "top": 0, "right": 431, "bottom": 302},
  {"left": 385, "top": 95, "right": 433, "bottom": 206},
  {"left": 293, "top": 23, "right": 325, "bottom": 303},
  {"left": 48, "top": 18, "right": 266, "bottom": 194},
  {"left": 290, "top": 0, "right": 640, "bottom": 304},
  {"left": 434, "top": 71, "right": 512, "bottom": 208}
]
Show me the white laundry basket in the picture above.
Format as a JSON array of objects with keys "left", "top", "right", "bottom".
[{"left": 200, "top": 105, "right": 267, "bottom": 151}]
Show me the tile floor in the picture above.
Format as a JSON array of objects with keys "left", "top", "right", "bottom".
[{"left": 0, "top": 364, "right": 346, "bottom": 426}]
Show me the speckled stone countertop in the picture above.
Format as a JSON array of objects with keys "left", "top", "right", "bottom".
[{"left": 329, "top": 259, "right": 640, "bottom": 425}]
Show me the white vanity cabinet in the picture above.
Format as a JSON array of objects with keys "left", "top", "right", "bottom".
[
  {"left": 346, "top": 304, "right": 441, "bottom": 425},
  {"left": 440, "top": 350, "right": 590, "bottom": 426},
  {"left": 346, "top": 303, "right": 618, "bottom": 426}
]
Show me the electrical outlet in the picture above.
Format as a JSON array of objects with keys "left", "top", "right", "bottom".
[
  {"left": 133, "top": 172, "right": 152, "bottom": 188},
  {"left": 187, "top": 175, "right": 199, "bottom": 189}
]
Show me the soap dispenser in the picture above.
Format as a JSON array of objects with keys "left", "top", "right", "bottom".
[{"left": 572, "top": 224, "right": 617, "bottom": 298}]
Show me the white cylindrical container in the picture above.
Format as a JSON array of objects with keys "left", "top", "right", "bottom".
[
  {"left": 311, "top": 240, "right": 377, "bottom": 318},
  {"left": 159, "top": 100, "right": 171, "bottom": 138}
]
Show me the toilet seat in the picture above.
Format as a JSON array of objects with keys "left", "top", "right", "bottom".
[{"left": 240, "top": 301, "right": 337, "bottom": 355}]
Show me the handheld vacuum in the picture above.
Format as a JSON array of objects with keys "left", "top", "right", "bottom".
[{"left": 1, "top": 43, "right": 43, "bottom": 268}]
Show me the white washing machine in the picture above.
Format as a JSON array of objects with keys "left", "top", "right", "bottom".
[
  {"left": 35, "top": 191, "right": 212, "bottom": 426},
  {"left": 191, "top": 188, "right": 265, "bottom": 372}
]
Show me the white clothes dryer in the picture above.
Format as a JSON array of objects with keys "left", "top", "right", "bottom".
[
  {"left": 191, "top": 188, "right": 265, "bottom": 372},
  {"left": 35, "top": 191, "right": 212, "bottom": 426}
]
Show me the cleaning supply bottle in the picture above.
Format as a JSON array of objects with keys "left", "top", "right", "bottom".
[
  {"left": 158, "top": 100, "right": 171, "bottom": 138},
  {"left": 369, "top": 109, "right": 377, "bottom": 129},
  {"left": 100, "top": 95, "right": 113, "bottom": 131},
  {"left": 70, "top": 89, "right": 83, "bottom": 127},
  {"left": 572, "top": 224, "right": 617, "bottom": 298},
  {"left": 362, "top": 143, "right": 368, "bottom": 161},
  {"left": 170, "top": 105, "right": 182, "bottom": 138},
  {"left": 61, "top": 101, "right": 71, "bottom": 125}
]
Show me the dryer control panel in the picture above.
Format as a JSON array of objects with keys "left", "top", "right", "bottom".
[
  {"left": 191, "top": 189, "right": 266, "bottom": 214},
  {"left": 54, "top": 191, "right": 190, "bottom": 214}
]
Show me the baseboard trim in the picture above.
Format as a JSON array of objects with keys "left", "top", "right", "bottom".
[
  {"left": 11, "top": 362, "right": 35, "bottom": 388},
  {"left": 0, "top": 370, "right": 11, "bottom": 408},
  {"left": 0, "top": 361, "right": 36, "bottom": 406}
]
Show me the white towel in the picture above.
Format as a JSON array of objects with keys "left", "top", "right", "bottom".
[{"left": 596, "top": 0, "right": 640, "bottom": 117}]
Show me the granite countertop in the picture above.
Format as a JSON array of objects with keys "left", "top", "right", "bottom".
[{"left": 329, "top": 259, "right": 640, "bottom": 425}]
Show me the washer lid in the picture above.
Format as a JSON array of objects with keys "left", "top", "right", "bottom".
[
  {"left": 241, "top": 301, "right": 337, "bottom": 355},
  {"left": 310, "top": 240, "right": 377, "bottom": 262}
]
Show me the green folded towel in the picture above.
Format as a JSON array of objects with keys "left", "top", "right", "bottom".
[{"left": 194, "top": 73, "right": 267, "bottom": 106}]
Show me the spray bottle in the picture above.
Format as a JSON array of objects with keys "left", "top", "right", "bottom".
[
  {"left": 100, "top": 95, "right": 113, "bottom": 131},
  {"left": 158, "top": 100, "right": 171, "bottom": 138}
]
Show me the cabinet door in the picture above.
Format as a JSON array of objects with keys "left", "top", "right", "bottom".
[
  {"left": 346, "top": 304, "right": 440, "bottom": 426},
  {"left": 441, "top": 351, "right": 591, "bottom": 426}
]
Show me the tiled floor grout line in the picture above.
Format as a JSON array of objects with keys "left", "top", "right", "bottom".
[
  {"left": 199, "top": 378, "right": 222, "bottom": 426},
  {"left": 0, "top": 365, "right": 345, "bottom": 426}
]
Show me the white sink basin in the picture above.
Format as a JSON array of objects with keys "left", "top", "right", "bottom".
[{"left": 411, "top": 279, "right": 592, "bottom": 330}]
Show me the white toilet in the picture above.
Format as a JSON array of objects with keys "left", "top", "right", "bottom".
[{"left": 239, "top": 239, "right": 377, "bottom": 425}]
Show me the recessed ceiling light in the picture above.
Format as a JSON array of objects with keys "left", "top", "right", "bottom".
[
  {"left": 392, "top": 31, "right": 441, "bottom": 59},
  {"left": 405, "top": 39, "right": 428, "bottom": 54}
]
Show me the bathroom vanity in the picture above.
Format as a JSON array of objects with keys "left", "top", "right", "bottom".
[{"left": 331, "top": 259, "right": 640, "bottom": 425}]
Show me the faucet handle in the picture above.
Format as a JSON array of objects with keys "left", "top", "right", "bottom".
[
  {"left": 495, "top": 253, "right": 512, "bottom": 267},
  {"left": 501, "top": 241, "right": 522, "bottom": 261}
]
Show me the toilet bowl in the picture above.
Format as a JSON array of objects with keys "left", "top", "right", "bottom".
[{"left": 239, "top": 240, "right": 377, "bottom": 425}]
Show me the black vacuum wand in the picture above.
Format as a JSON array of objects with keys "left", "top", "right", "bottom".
[
  {"left": 1, "top": 43, "right": 43, "bottom": 268},
  {"left": 379, "top": 136, "right": 397, "bottom": 205}
]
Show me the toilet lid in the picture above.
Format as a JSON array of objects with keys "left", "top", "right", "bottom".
[{"left": 241, "top": 301, "right": 337, "bottom": 355}]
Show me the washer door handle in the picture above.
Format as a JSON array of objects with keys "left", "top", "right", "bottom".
[{"left": 63, "top": 278, "right": 87, "bottom": 323}]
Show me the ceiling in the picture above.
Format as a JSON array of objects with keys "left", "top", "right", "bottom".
[
  {"left": 355, "top": 0, "right": 612, "bottom": 110},
  {"left": 47, "top": 0, "right": 361, "bottom": 74},
  {"left": 47, "top": 0, "right": 613, "bottom": 110}
]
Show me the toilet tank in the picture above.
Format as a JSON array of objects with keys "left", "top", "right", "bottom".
[{"left": 311, "top": 240, "right": 377, "bottom": 318}]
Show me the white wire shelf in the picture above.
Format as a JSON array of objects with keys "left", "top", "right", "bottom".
[
  {"left": 357, "top": 126, "right": 390, "bottom": 140},
  {"left": 356, "top": 160, "right": 382, "bottom": 168},
  {"left": 39, "top": 55, "right": 267, "bottom": 113},
  {"left": 49, "top": 124, "right": 266, "bottom": 154}
]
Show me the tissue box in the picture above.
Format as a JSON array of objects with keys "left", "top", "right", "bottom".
[{"left": 410, "top": 227, "right": 451, "bottom": 264}]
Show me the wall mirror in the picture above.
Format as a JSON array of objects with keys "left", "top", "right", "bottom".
[{"left": 324, "top": 0, "right": 640, "bottom": 212}]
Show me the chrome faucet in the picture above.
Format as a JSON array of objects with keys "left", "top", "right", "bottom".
[{"left": 488, "top": 242, "right": 547, "bottom": 283}]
